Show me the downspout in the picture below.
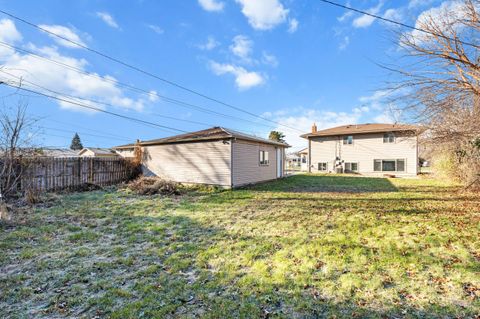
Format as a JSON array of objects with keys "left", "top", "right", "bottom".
[
  {"left": 416, "top": 134, "right": 419, "bottom": 175},
  {"left": 308, "top": 138, "right": 312, "bottom": 173}
]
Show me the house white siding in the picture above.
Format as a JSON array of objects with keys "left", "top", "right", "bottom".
[
  {"left": 142, "top": 140, "right": 232, "bottom": 187},
  {"left": 309, "top": 132, "right": 418, "bottom": 176},
  {"left": 232, "top": 140, "right": 282, "bottom": 187}
]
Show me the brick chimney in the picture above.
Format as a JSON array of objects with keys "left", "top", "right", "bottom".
[{"left": 311, "top": 123, "right": 317, "bottom": 133}]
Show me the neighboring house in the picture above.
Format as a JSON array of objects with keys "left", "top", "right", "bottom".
[
  {"left": 114, "top": 127, "right": 289, "bottom": 188},
  {"left": 301, "top": 123, "right": 419, "bottom": 176},
  {"left": 38, "top": 148, "right": 80, "bottom": 158},
  {"left": 78, "top": 148, "right": 119, "bottom": 157},
  {"left": 286, "top": 152, "right": 301, "bottom": 169},
  {"left": 298, "top": 147, "right": 309, "bottom": 171},
  {"left": 113, "top": 142, "right": 136, "bottom": 158},
  {"left": 0, "top": 148, "right": 80, "bottom": 158},
  {"left": 286, "top": 148, "right": 309, "bottom": 171}
]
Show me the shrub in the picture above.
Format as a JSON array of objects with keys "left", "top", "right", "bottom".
[
  {"left": 127, "top": 176, "right": 181, "bottom": 196},
  {"left": 432, "top": 152, "right": 458, "bottom": 181},
  {"left": 432, "top": 142, "right": 480, "bottom": 189}
]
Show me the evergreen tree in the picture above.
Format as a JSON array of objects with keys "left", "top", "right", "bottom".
[
  {"left": 70, "top": 133, "right": 83, "bottom": 150},
  {"left": 268, "top": 131, "right": 286, "bottom": 143}
]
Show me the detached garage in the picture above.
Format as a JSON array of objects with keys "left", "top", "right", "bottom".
[{"left": 114, "top": 127, "right": 289, "bottom": 188}]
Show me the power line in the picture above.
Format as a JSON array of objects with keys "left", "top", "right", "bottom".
[
  {"left": 317, "top": 0, "right": 480, "bottom": 49},
  {"left": 0, "top": 41, "right": 282, "bottom": 131},
  {"left": 0, "top": 69, "right": 268, "bottom": 138},
  {"left": 38, "top": 117, "right": 134, "bottom": 141},
  {"left": 0, "top": 81, "right": 188, "bottom": 134},
  {"left": 42, "top": 127, "right": 132, "bottom": 142},
  {"left": 40, "top": 132, "right": 120, "bottom": 147},
  {"left": 0, "top": 9, "right": 302, "bottom": 132}
]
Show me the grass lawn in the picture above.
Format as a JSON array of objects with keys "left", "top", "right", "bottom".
[{"left": 1, "top": 174, "right": 479, "bottom": 318}]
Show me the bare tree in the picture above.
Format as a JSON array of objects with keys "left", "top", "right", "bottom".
[
  {"left": 386, "top": 0, "right": 480, "bottom": 186},
  {"left": 0, "top": 99, "right": 38, "bottom": 220}
]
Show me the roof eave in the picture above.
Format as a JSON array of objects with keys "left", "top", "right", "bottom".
[
  {"left": 140, "top": 136, "right": 234, "bottom": 146},
  {"left": 234, "top": 136, "right": 290, "bottom": 147},
  {"left": 301, "top": 128, "right": 418, "bottom": 138}
]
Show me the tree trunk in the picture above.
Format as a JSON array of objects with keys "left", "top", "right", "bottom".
[{"left": 0, "top": 199, "right": 11, "bottom": 222}]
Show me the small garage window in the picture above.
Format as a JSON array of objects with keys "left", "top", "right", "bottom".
[
  {"left": 259, "top": 150, "right": 269, "bottom": 165},
  {"left": 318, "top": 162, "right": 327, "bottom": 171}
]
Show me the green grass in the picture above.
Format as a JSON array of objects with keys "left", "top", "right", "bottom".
[{"left": 1, "top": 174, "right": 479, "bottom": 318}]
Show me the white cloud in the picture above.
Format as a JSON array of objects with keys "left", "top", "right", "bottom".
[
  {"left": 229, "top": 35, "right": 253, "bottom": 61},
  {"left": 339, "top": 36, "right": 350, "bottom": 50},
  {"left": 405, "top": 1, "right": 470, "bottom": 45},
  {"left": 148, "top": 90, "right": 159, "bottom": 102},
  {"left": 0, "top": 20, "right": 150, "bottom": 113},
  {"left": 198, "top": 36, "right": 220, "bottom": 50},
  {"left": 382, "top": 8, "right": 403, "bottom": 23},
  {"left": 262, "top": 51, "right": 278, "bottom": 67},
  {"left": 359, "top": 89, "right": 392, "bottom": 110},
  {"left": 358, "top": 90, "right": 405, "bottom": 123},
  {"left": 198, "top": 0, "right": 225, "bottom": 12},
  {"left": 288, "top": 18, "right": 299, "bottom": 33},
  {"left": 338, "top": 10, "right": 354, "bottom": 22},
  {"left": 96, "top": 12, "right": 120, "bottom": 29},
  {"left": 38, "top": 24, "right": 86, "bottom": 48},
  {"left": 373, "top": 112, "right": 395, "bottom": 123},
  {"left": 352, "top": 1, "right": 383, "bottom": 28},
  {"left": 209, "top": 61, "right": 264, "bottom": 90},
  {"left": 408, "top": 0, "right": 435, "bottom": 9},
  {"left": 264, "top": 107, "right": 363, "bottom": 148},
  {"left": 0, "top": 18, "right": 22, "bottom": 44},
  {"left": 235, "top": 0, "right": 289, "bottom": 30},
  {"left": 373, "top": 106, "right": 402, "bottom": 123},
  {"left": 147, "top": 24, "right": 164, "bottom": 34}
]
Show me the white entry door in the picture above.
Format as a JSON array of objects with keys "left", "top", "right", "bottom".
[{"left": 276, "top": 148, "right": 282, "bottom": 178}]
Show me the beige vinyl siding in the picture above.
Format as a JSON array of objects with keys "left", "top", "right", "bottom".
[
  {"left": 309, "top": 132, "right": 418, "bottom": 176},
  {"left": 310, "top": 136, "right": 338, "bottom": 173},
  {"left": 232, "top": 140, "right": 278, "bottom": 187},
  {"left": 142, "top": 140, "right": 232, "bottom": 186}
]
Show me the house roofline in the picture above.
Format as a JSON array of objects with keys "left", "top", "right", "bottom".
[
  {"left": 113, "top": 126, "right": 290, "bottom": 149},
  {"left": 300, "top": 125, "right": 419, "bottom": 139}
]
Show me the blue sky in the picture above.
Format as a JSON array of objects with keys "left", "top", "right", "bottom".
[{"left": 0, "top": 0, "right": 444, "bottom": 149}]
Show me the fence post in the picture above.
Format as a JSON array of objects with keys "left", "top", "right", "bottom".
[{"left": 89, "top": 157, "right": 94, "bottom": 183}]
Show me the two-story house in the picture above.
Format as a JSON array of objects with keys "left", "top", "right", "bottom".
[{"left": 300, "top": 123, "right": 419, "bottom": 176}]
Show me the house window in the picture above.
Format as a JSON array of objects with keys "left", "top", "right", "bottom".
[
  {"left": 396, "top": 159, "right": 405, "bottom": 172},
  {"left": 345, "top": 162, "right": 358, "bottom": 173},
  {"left": 343, "top": 135, "right": 353, "bottom": 145},
  {"left": 259, "top": 150, "right": 269, "bottom": 165},
  {"left": 318, "top": 162, "right": 327, "bottom": 171},
  {"left": 383, "top": 132, "right": 395, "bottom": 143},
  {"left": 382, "top": 160, "right": 396, "bottom": 171},
  {"left": 373, "top": 159, "right": 406, "bottom": 172}
]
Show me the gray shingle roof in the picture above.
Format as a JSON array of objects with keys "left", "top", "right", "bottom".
[
  {"left": 301, "top": 123, "right": 418, "bottom": 138},
  {"left": 115, "top": 127, "right": 289, "bottom": 148}
]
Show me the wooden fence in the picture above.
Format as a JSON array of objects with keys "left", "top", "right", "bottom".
[{"left": 17, "top": 157, "right": 139, "bottom": 192}]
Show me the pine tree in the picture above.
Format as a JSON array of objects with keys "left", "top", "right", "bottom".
[{"left": 70, "top": 133, "right": 83, "bottom": 150}]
